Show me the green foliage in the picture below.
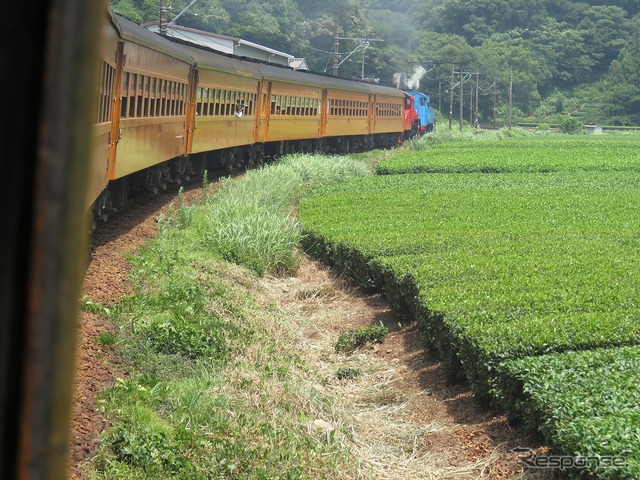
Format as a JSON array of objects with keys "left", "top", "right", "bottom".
[
  {"left": 499, "top": 346, "right": 640, "bottom": 479},
  {"left": 376, "top": 136, "right": 640, "bottom": 174},
  {"left": 158, "top": 187, "right": 195, "bottom": 232},
  {"left": 201, "top": 153, "right": 370, "bottom": 276},
  {"left": 89, "top": 153, "right": 372, "bottom": 478},
  {"left": 137, "top": 314, "right": 227, "bottom": 360},
  {"left": 97, "top": 332, "right": 118, "bottom": 347},
  {"left": 559, "top": 115, "right": 584, "bottom": 134},
  {"left": 335, "top": 324, "right": 389, "bottom": 353}
]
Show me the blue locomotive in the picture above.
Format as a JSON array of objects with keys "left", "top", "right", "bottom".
[{"left": 403, "top": 89, "right": 435, "bottom": 134}]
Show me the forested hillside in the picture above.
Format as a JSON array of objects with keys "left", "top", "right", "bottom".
[{"left": 110, "top": 0, "right": 640, "bottom": 126}]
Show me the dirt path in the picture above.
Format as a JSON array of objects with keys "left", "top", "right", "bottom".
[
  {"left": 70, "top": 184, "right": 553, "bottom": 479},
  {"left": 262, "top": 259, "right": 552, "bottom": 479}
]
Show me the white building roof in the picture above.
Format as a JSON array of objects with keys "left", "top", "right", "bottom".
[{"left": 143, "top": 22, "right": 308, "bottom": 70}]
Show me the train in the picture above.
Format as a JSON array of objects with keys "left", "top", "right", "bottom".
[
  {"left": 90, "top": 6, "right": 435, "bottom": 228},
  {"left": 403, "top": 89, "right": 436, "bottom": 135}
]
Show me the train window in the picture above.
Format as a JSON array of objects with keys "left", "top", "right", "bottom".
[
  {"left": 208, "top": 89, "right": 215, "bottom": 116},
  {"left": 143, "top": 77, "right": 149, "bottom": 117},
  {"left": 150, "top": 78, "right": 156, "bottom": 117},
  {"left": 199, "top": 87, "right": 206, "bottom": 116},
  {"left": 181, "top": 84, "right": 187, "bottom": 115},
  {"left": 219, "top": 90, "right": 226, "bottom": 115},
  {"left": 211, "top": 89, "right": 217, "bottom": 116},
  {"left": 202, "top": 88, "right": 208, "bottom": 116},
  {"left": 156, "top": 81, "right": 161, "bottom": 117},
  {"left": 225, "top": 90, "right": 231, "bottom": 116}
]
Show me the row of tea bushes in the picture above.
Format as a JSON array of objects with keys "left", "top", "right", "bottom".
[
  {"left": 299, "top": 137, "right": 640, "bottom": 478},
  {"left": 376, "top": 137, "right": 640, "bottom": 175},
  {"left": 499, "top": 345, "right": 640, "bottom": 479}
]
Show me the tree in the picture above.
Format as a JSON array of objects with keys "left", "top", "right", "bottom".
[
  {"left": 577, "top": 6, "right": 629, "bottom": 76},
  {"left": 476, "top": 39, "right": 542, "bottom": 115}
]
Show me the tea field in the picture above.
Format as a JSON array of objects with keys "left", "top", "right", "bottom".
[{"left": 298, "top": 135, "right": 640, "bottom": 479}]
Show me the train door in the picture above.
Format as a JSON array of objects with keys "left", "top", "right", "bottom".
[
  {"left": 319, "top": 89, "right": 328, "bottom": 138},
  {"left": 184, "top": 68, "right": 198, "bottom": 154},
  {"left": 368, "top": 94, "right": 375, "bottom": 134},
  {"left": 107, "top": 41, "right": 124, "bottom": 181},
  {"left": 258, "top": 81, "right": 272, "bottom": 143}
]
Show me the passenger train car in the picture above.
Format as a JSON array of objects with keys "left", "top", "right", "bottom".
[{"left": 90, "top": 8, "right": 422, "bottom": 228}]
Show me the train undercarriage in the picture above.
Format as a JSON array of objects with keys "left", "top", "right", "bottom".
[{"left": 89, "top": 131, "right": 402, "bottom": 231}]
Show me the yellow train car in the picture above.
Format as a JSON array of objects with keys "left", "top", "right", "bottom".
[
  {"left": 186, "top": 47, "right": 262, "bottom": 155},
  {"left": 323, "top": 80, "right": 372, "bottom": 142},
  {"left": 110, "top": 16, "right": 194, "bottom": 183},
  {"left": 89, "top": 9, "right": 121, "bottom": 226},
  {"left": 255, "top": 63, "right": 325, "bottom": 146},
  {"left": 367, "top": 83, "right": 406, "bottom": 142}
]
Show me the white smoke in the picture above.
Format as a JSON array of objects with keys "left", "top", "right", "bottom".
[
  {"left": 405, "top": 65, "right": 426, "bottom": 90},
  {"left": 392, "top": 72, "right": 403, "bottom": 89}
]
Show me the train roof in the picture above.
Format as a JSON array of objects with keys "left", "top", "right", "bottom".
[
  {"left": 180, "top": 44, "right": 263, "bottom": 79},
  {"left": 112, "top": 12, "right": 195, "bottom": 65},
  {"left": 110, "top": 10, "right": 405, "bottom": 99},
  {"left": 402, "top": 89, "right": 430, "bottom": 98}
]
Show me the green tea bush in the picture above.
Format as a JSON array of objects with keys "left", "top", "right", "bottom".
[
  {"left": 376, "top": 137, "right": 640, "bottom": 175},
  {"left": 499, "top": 346, "right": 640, "bottom": 479},
  {"left": 299, "top": 136, "right": 640, "bottom": 476}
]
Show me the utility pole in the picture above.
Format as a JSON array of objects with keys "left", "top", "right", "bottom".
[
  {"left": 459, "top": 63, "right": 464, "bottom": 131},
  {"left": 449, "top": 64, "right": 454, "bottom": 130},
  {"left": 332, "top": 21, "right": 340, "bottom": 76},
  {"left": 361, "top": 40, "right": 370, "bottom": 80},
  {"left": 475, "top": 73, "right": 479, "bottom": 129},
  {"left": 160, "top": 0, "right": 168, "bottom": 36},
  {"left": 493, "top": 81, "right": 497, "bottom": 130},
  {"left": 508, "top": 65, "right": 513, "bottom": 130},
  {"left": 438, "top": 81, "right": 442, "bottom": 113},
  {"left": 469, "top": 83, "right": 473, "bottom": 125}
]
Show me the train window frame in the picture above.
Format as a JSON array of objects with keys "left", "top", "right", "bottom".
[{"left": 160, "top": 79, "right": 166, "bottom": 116}]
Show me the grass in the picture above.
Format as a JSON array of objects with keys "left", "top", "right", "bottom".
[
  {"left": 335, "top": 325, "right": 389, "bottom": 353},
  {"left": 199, "top": 153, "right": 371, "bottom": 276},
  {"left": 84, "top": 153, "right": 376, "bottom": 479}
]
